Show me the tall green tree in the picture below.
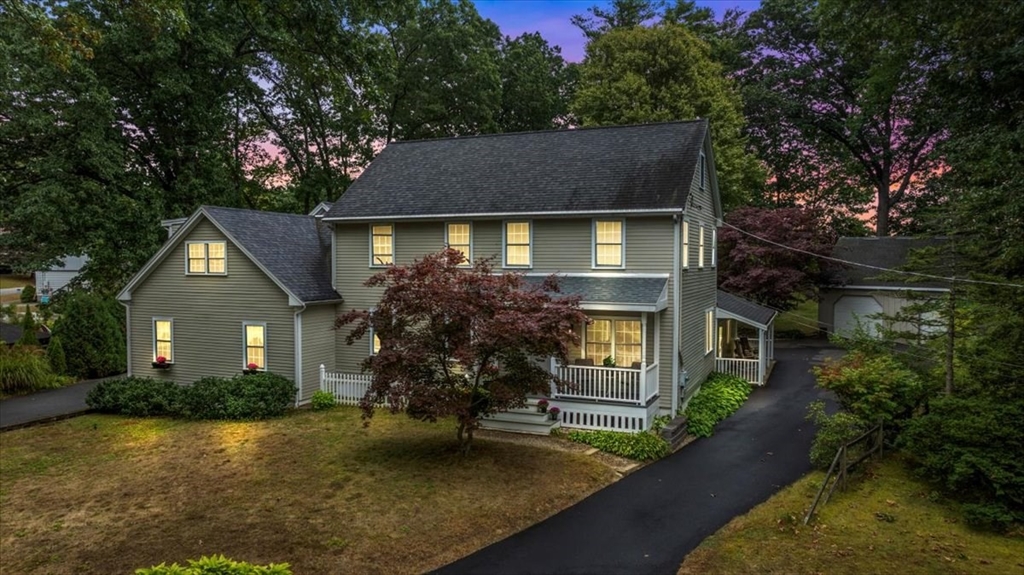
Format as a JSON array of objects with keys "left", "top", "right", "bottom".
[
  {"left": 495, "top": 32, "right": 575, "bottom": 132},
  {"left": 739, "top": 0, "right": 945, "bottom": 235},
  {"left": 571, "top": 23, "right": 763, "bottom": 209}
]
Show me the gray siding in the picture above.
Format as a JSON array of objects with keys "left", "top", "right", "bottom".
[
  {"left": 300, "top": 303, "right": 338, "bottom": 402},
  {"left": 127, "top": 219, "right": 297, "bottom": 386}
]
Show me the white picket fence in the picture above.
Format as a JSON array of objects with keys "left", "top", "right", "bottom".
[{"left": 319, "top": 365, "right": 373, "bottom": 406}]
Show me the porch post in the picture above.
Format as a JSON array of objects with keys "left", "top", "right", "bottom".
[
  {"left": 549, "top": 356, "right": 559, "bottom": 397},
  {"left": 641, "top": 313, "right": 648, "bottom": 366},
  {"left": 758, "top": 328, "right": 767, "bottom": 384},
  {"left": 653, "top": 313, "right": 660, "bottom": 364}
]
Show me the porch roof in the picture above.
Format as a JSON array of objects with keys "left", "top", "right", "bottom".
[
  {"left": 523, "top": 274, "right": 669, "bottom": 312},
  {"left": 716, "top": 290, "right": 777, "bottom": 329}
]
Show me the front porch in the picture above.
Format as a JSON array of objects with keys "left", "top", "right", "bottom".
[{"left": 715, "top": 290, "right": 777, "bottom": 385}]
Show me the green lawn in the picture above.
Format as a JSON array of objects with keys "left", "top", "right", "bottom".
[
  {"left": 774, "top": 298, "right": 821, "bottom": 338},
  {"left": 0, "top": 409, "right": 617, "bottom": 574},
  {"left": 678, "top": 457, "right": 1023, "bottom": 575}
]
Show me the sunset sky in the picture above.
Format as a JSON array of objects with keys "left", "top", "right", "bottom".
[{"left": 475, "top": 0, "right": 763, "bottom": 61}]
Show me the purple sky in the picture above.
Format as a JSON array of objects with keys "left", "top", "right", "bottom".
[{"left": 475, "top": 0, "right": 762, "bottom": 62}]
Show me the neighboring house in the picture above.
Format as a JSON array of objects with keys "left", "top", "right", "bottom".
[
  {"left": 35, "top": 255, "right": 88, "bottom": 296},
  {"left": 819, "top": 237, "right": 949, "bottom": 338},
  {"left": 119, "top": 121, "right": 774, "bottom": 432}
]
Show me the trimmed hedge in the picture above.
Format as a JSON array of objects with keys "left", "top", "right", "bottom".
[
  {"left": 684, "top": 372, "right": 752, "bottom": 438},
  {"left": 566, "top": 429, "right": 670, "bottom": 461},
  {"left": 87, "top": 372, "right": 296, "bottom": 421},
  {"left": 136, "top": 555, "right": 291, "bottom": 574}
]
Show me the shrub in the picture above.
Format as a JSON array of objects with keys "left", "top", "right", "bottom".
[
  {"left": 0, "top": 345, "right": 66, "bottom": 394},
  {"left": 566, "top": 429, "right": 670, "bottom": 461},
  {"left": 51, "top": 291, "right": 125, "bottom": 378},
  {"left": 813, "top": 351, "right": 926, "bottom": 425},
  {"left": 16, "top": 307, "right": 38, "bottom": 346},
  {"left": 805, "top": 400, "right": 870, "bottom": 469},
  {"left": 46, "top": 335, "right": 67, "bottom": 375},
  {"left": 19, "top": 284, "right": 35, "bottom": 303},
  {"left": 86, "top": 377, "right": 182, "bottom": 417},
  {"left": 175, "top": 373, "right": 295, "bottom": 420},
  {"left": 136, "top": 554, "right": 291, "bottom": 574},
  {"left": 684, "top": 372, "right": 752, "bottom": 437},
  {"left": 900, "top": 395, "right": 1024, "bottom": 531},
  {"left": 310, "top": 390, "right": 337, "bottom": 411}
]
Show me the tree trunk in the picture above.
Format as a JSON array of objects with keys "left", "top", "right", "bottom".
[{"left": 876, "top": 184, "right": 890, "bottom": 237}]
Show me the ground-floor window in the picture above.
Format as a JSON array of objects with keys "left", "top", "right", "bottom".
[
  {"left": 585, "top": 318, "right": 642, "bottom": 367},
  {"left": 243, "top": 322, "right": 266, "bottom": 369},
  {"left": 153, "top": 318, "right": 173, "bottom": 362}
]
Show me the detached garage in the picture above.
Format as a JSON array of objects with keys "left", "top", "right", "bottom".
[{"left": 819, "top": 237, "right": 950, "bottom": 340}]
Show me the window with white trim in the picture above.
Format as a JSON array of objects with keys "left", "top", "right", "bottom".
[
  {"left": 504, "top": 221, "right": 531, "bottom": 267},
  {"left": 371, "top": 224, "right": 393, "bottom": 266},
  {"left": 594, "top": 220, "right": 624, "bottom": 267},
  {"left": 705, "top": 309, "right": 714, "bottom": 355},
  {"left": 243, "top": 323, "right": 266, "bottom": 370},
  {"left": 682, "top": 220, "right": 690, "bottom": 269},
  {"left": 446, "top": 223, "right": 471, "bottom": 266},
  {"left": 711, "top": 228, "right": 717, "bottom": 267},
  {"left": 699, "top": 151, "right": 708, "bottom": 191},
  {"left": 585, "top": 319, "right": 642, "bottom": 367},
  {"left": 699, "top": 225, "right": 706, "bottom": 268},
  {"left": 153, "top": 318, "right": 173, "bottom": 363},
  {"left": 186, "top": 241, "right": 226, "bottom": 274}
]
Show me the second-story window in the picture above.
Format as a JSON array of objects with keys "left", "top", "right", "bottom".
[
  {"left": 371, "top": 224, "right": 393, "bottom": 266},
  {"left": 682, "top": 220, "right": 690, "bottom": 269},
  {"left": 699, "top": 225, "right": 706, "bottom": 268},
  {"left": 504, "top": 221, "right": 531, "bottom": 267},
  {"left": 446, "top": 223, "right": 471, "bottom": 267},
  {"left": 186, "top": 241, "right": 226, "bottom": 275},
  {"left": 594, "top": 220, "right": 624, "bottom": 267}
]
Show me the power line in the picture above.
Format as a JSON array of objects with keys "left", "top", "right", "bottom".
[{"left": 720, "top": 221, "right": 1024, "bottom": 289}]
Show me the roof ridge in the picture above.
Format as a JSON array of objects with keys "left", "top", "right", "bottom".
[{"left": 387, "top": 119, "right": 709, "bottom": 146}]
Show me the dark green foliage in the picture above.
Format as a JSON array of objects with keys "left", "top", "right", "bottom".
[
  {"left": 16, "top": 308, "right": 38, "bottom": 346},
  {"left": 136, "top": 554, "right": 292, "bottom": 574},
  {"left": 174, "top": 373, "right": 296, "bottom": 421},
  {"left": 900, "top": 396, "right": 1024, "bottom": 531},
  {"left": 310, "top": 390, "right": 337, "bottom": 411},
  {"left": 0, "top": 345, "right": 66, "bottom": 394},
  {"left": 51, "top": 291, "right": 125, "bottom": 379},
  {"left": 805, "top": 400, "right": 869, "bottom": 470},
  {"left": 19, "top": 285, "right": 36, "bottom": 303},
  {"left": 45, "top": 335, "right": 67, "bottom": 375},
  {"left": 566, "top": 429, "right": 670, "bottom": 461},
  {"left": 86, "top": 377, "right": 182, "bottom": 417},
  {"left": 813, "top": 351, "right": 927, "bottom": 426},
  {"left": 684, "top": 372, "right": 752, "bottom": 437}
]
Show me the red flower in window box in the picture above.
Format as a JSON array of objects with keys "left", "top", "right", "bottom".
[
  {"left": 243, "top": 362, "right": 261, "bottom": 375},
  {"left": 152, "top": 356, "right": 171, "bottom": 369}
]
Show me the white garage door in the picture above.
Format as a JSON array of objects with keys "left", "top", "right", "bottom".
[{"left": 834, "top": 296, "right": 883, "bottom": 338}]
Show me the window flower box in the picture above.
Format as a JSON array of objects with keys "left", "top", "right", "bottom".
[
  {"left": 152, "top": 356, "right": 171, "bottom": 369},
  {"left": 243, "top": 362, "right": 262, "bottom": 375}
]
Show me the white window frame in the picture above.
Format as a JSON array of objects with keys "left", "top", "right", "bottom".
[
  {"left": 445, "top": 222, "right": 473, "bottom": 267},
  {"left": 699, "top": 225, "right": 706, "bottom": 269},
  {"left": 242, "top": 321, "right": 268, "bottom": 371},
  {"left": 369, "top": 224, "right": 394, "bottom": 267},
  {"left": 184, "top": 241, "right": 227, "bottom": 275},
  {"left": 152, "top": 317, "right": 174, "bottom": 363},
  {"left": 699, "top": 151, "right": 708, "bottom": 191},
  {"left": 705, "top": 308, "right": 715, "bottom": 355},
  {"left": 502, "top": 220, "right": 533, "bottom": 268},
  {"left": 682, "top": 220, "right": 690, "bottom": 269},
  {"left": 592, "top": 219, "right": 625, "bottom": 269},
  {"left": 581, "top": 316, "right": 643, "bottom": 367},
  {"left": 711, "top": 228, "right": 717, "bottom": 268}
]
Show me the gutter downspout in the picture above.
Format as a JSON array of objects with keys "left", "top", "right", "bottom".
[
  {"left": 671, "top": 211, "right": 682, "bottom": 415},
  {"left": 293, "top": 304, "right": 306, "bottom": 407},
  {"left": 121, "top": 301, "right": 132, "bottom": 377}
]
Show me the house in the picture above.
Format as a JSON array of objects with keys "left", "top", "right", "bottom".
[
  {"left": 35, "top": 255, "right": 88, "bottom": 298},
  {"left": 118, "top": 121, "right": 774, "bottom": 431},
  {"left": 819, "top": 237, "right": 949, "bottom": 338},
  {"left": 1, "top": 321, "right": 51, "bottom": 347}
]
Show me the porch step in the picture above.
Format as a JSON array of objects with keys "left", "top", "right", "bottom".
[
  {"left": 660, "top": 415, "right": 689, "bottom": 451},
  {"left": 480, "top": 403, "right": 561, "bottom": 435}
]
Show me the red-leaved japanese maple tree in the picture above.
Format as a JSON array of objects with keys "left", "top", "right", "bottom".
[{"left": 336, "top": 248, "right": 587, "bottom": 451}]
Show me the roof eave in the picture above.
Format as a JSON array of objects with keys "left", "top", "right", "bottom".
[{"left": 324, "top": 208, "right": 684, "bottom": 223}]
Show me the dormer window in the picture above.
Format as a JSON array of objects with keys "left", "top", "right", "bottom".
[{"left": 186, "top": 242, "right": 226, "bottom": 275}]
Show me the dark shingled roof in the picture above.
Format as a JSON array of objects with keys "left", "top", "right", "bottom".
[
  {"left": 1, "top": 321, "right": 51, "bottom": 346},
  {"left": 716, "top": 290, "right": 776, "bottom": 328},
  {"left": 325, "top": 121, "right": 709, "bottom": 220},
  {"left": 204, "top": 207, "right": 340, "bottom": 303},
  {"left": 827, "top": 237, "right": 950, "bottom": 289},
  {"left": 522, "top": 275, "right": 668, "bottom": 309}
]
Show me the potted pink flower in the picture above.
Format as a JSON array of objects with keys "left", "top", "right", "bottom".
[
  {"left": 548, "top": 406, "right": 561, "bottom": 421},
  {"left": 152, "top": 356, "right": 171, "bottom": 369},
  {"left": 243, "top": 362, "right": 261, "bottom": 375},
  {"left": 536, "top": 398, "right": 549, "bottom": 413}
]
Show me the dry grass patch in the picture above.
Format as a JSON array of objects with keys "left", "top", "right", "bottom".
[
  {"left": 678, "top": 458, "right": 1023, "bottom": 575},
  {"left": 0, "top": 409, "right": 616, "bottom": 574}
]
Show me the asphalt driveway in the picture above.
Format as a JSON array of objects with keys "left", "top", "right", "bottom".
[
  {"left": 0, "top": 376, "right": 119, "bottom": 431},
  {"left": 434, "top": 343, "right": 837, "bottom": 575}
]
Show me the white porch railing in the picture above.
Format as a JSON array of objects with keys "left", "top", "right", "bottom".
[
  {"left": 551, "top": 362, "right": 659, "bottom": 405},
  {"left": 319, "top": 365, "right": 372, "bottom": 406},
  {"left": 715, "top": 357, "right": 760, "bottom": 385}
]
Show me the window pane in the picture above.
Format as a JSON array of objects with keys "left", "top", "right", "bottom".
[
  {"left": 589, "top": 320, "right": 611, "bottom": 343},
  {"left": 372, "top": 225, "right": 392, "bottom": 236},
  {"left": 373, "top": 333, "right": 381, "bottom": 354},
  {"left": 156, "top": 341, "right": 172, "bottom": 361},
  {"left": 506, "top": 222, "right": 529, "bottom": 244},
  {"left": 155, "top": 320, "right": 172, "bottom": 341},
  {"left": 207, "top": 242, "right": 225, "bottom": 258},
  {"left": 596, "top": 221, "right": 621, "bottom": 244},
  {"left": 247, "top": 347, "right": 265, "bottom": 368},
  {"left": 506, "top": 245, "right": 530, "bottom": 266},
  {"left": 208, "top": 258, "right": 225, "bottom": 273},
  {"left": 615, "top": 344, "right": 641, "bottom": 367},
  {"left": 372, "top": 236, "right": 393, "bottom": 264},
  {"left": 188, "top": 244, "right": 206, "bottom": 259},
  {"left": 596, "top": 244, "right": 621, "bottom": 266},
  {"left": 615, "top": 320, "right": 641, "bottom": 345},
  {"left": 447, "top": 224, "right": 469, "bottom": 245},
  {"left": 585, "top": 343, "right": 612, "bottom": 363},
  {"left": 246, "top": 325, "right": 265, "bottom": 347}
]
